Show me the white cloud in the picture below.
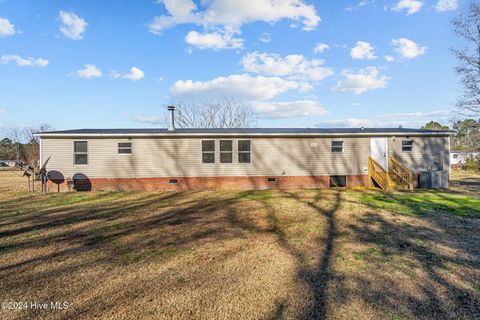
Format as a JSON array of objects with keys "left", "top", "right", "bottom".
[
  {"left": 0, "top": 17, "right": 15, "bottom": 37},
  {"left": 332, "top": 67, "right": 389, "bottom": 95},
  {"left": 378, "top": 110, "right": 451, "bottom": 119},
  {"left": 122, "top": 67, "right": 145, "bottom": 81},
  {"left": 345, "top": 0, "right": 376, "bottom": 11},
  {"left": 171, "top": 74, "right": 311, "bottom": 101},
  {"left": 148, "top": 0, "right": 320, "bottom": 33},
  {"left": 392, "top": 0, "right": 423, "bottom": 15},
  {"left": 253, "top": 100, "right": 328, "bottom": 118},
  {"left": 148, "top": 0, "right": 200, "bottom": 32},
  {"left": 350, "top": 41, "right": 377, "bottom": 60},
  {"left": 391, "top": 38, "right": 426, "bottom": 59},
  {"left": 434, "top": 0, "right": 458, "bottom": 12},
  {"left": 73, "top": 64, "right": 102, "bottom": 79},
  {"left": 385, "top": 55, "right": 395, "bottom": 62},
  {"left": 259, "top": 32, "right": 271, "bottom": 43},
  {"left": 315, "top": 110, "right": 452, "bottom": 128},
  {"left": 316, "top": 118, "right": 374, "bottom": 128},
  {"left": 185, "top": 30, "right": 243, "bottom": 50},
  {"left": 133, "top": 99, "right": 329, "bottom": 122},
  {"left": 132, "top": 115, "right": 164, "bottom": 124},
  {"left": 313, "top": 42, "right": 330, "bottom": 54},
  {"left": 359, "top": 0, "right": 376, "bottom": 7},
  {"left": 241, "top": 52, "right": 333, "bottom": 81},
  {"left": 148, "top": 0, "right": 319, "bottom": 50},
  {"left": 110, "top": 67, "right": 145, "bottom": 81},
  {"left": 1, "top": 54, "right": 49, "bottom": 67},
  {"left": 59, "top": 11, "right": 87, "bottom": 40}
]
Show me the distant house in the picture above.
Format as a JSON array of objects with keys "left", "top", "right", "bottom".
[
  {"left": 35, "top": 107, "right": 453, "bottom": 191},
  {"left": 450, "top": 151, "right": 480, "bottom": 168}
]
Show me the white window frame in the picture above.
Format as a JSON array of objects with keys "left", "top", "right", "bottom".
[
  {"left": 118, "top": 142, "right": 132, "bottom": 155},
  {"left": 402, "top": 139, "right": 414, "bottom": 152},
  {"left": 73, "top": 141, "right": 88, "bottom": 166},
  {"left": 331, "top": 140, "right": 344, "bottom": 153},
  {"left": 202, "top": 140, "right": 215, "bottom": 164},
  {"left": 238, "top": 140, "right": 251, "bottom": 164},
  {"left": 220, "top": 140, "right": 233, "bottom": 164}
]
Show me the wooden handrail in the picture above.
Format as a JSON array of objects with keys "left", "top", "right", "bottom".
[
  {"left": 368, "top": 156, "right": 414, "bottom": 191},
  {"left": 389, "top": 156, "right": 414, "bottom": 191},
  {"left": 368, "top": 156, "right": 388, "bottom": 191}
]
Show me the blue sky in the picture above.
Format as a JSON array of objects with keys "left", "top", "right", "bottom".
[{"left": 0, "top": 0, "right": 466, "bottom": 132}]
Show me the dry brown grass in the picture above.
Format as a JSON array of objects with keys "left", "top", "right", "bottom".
[
  {"left": 0, "top": 169, "right": 43, "bottom": 193},
  {"left": 0, "top": 171, "right": 479, "bottom": 319},
  {"left": 450, "top": 169, "right": 480, "bottom": 197}
]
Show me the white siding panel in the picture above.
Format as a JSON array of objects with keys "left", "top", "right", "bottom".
[
  {"left": 41, "top": 137, "right": 372, "bottom": 179},
  {"left": 40, "top": 136, "right": 452, "bottom": 178},
  {"left": 389, "top": 136, "right": 450, "bottom": 173}
]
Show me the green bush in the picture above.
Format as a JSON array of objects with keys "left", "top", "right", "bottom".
[{"left": 465, "top": 154, "right": 480, "bottom": 171}]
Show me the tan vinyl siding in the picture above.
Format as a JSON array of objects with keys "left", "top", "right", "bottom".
[
  {"left": 41, "top": 136, "right": 372, "bottom": 179},
  {"left": 389, "top": 136, "right": 450, "bottom": 173}
]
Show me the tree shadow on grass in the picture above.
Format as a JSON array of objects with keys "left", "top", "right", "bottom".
[
  {"left": 351, "top": 189, "right": 480, "bottom": 218},
  {"left": 241, "top": 189, "right": 343, "bottom": 319},
  {"left": 1, "top": 192, "right": 254, "bottom": 285},
  {"left": 288, "top": 190, "right": 341, "bottom": 320},
  {"left": 449, "top": 176, "right": 480, "bottom": 195},
  {"left": 1, "top": 189, "right": 277, "bottom": 318},
  {"left": 347, "top": 211, "right": 480, "bottom": 319},
  {"left": 2, "top": 187, "right": 479, "bottom": 319},
  {"left": 262, "top": 187, "right": 480, "bottom": 319},
  {"left": 342, "top": 189, "right": 480, "bottom": 319}
]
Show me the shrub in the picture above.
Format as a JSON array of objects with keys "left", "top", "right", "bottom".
[{"left": 465, "top": 154, "right": 480, "bottom": 171}]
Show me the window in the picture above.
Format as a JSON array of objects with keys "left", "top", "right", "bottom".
[
  {"left": 118, "top": 142, "right": 132, "bottom": 154},
  {"left": 402, "top": 140, "right": 414, "bottom": 152},
  {"left": 453, "top": 154, "right": 459, "bottom": 159},
  {"left": 238, "top": 140, "right": 251, "bottom": 163},
  {"left": 74, "top": 141, "right": 88, "bottom": 165},
  {"left": 331, "top": 141, "right": 344, "bottom": 153},
  {"left": 220, "top": 140, "right": 233, "bottom": 163},
  {"left": 202, "top": 140, "right": 215, "bottom": 163}
]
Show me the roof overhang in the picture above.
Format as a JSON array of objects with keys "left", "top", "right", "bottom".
[{"left": 34, "top": 131, "right": 455, "bottom": 138}]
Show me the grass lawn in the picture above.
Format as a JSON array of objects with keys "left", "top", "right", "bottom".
[{"left": 0, "top": 170, "right": 479, "bottom": 319}]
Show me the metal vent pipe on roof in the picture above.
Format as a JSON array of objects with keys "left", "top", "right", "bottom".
[{"left": 167, "top": 106, "right": 175, "bottom": 131}]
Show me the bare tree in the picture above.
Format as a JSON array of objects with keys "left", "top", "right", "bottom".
[
  {"left": 452, "top": 1, "right": 480, "bottom": 116},
  {"left": 23, "top": 123, "right": 53, "bottom": 169},
  {"left": 5, "top": 127, "right": 24, "bottom": 165},
  {"left": 169, "top": 97, "right": 257, "bottom": 128}
]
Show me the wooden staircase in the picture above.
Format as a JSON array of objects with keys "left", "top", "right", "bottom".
[{"left": 368, "top": 156, "right": 414, "bottom": 191}]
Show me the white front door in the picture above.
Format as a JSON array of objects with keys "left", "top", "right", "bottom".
[{"left": 371, "top": 138, "right": 388, "bottom": 170}]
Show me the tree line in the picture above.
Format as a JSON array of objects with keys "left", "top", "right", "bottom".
[
  {"left": 422, "top": 119, "right": 480, "bottom": 171},
  {"left": 421, "top": 119, "right": 480, "bottom": 152},
  {"left": 0, "top": 124, "right": 53, "bottom": 170}
]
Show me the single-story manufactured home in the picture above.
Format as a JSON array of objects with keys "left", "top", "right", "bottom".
[{"left": 35, "top": 107, "right": 453, "bottom": 191}]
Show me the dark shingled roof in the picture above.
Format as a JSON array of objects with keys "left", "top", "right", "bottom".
[{"left": 36, "top": 128, "right": 454, "bottom": 135}]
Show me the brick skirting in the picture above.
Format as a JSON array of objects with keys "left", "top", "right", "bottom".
[{"left": 47, "top": 174, "right": 369, "bottom": 192}]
